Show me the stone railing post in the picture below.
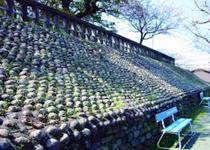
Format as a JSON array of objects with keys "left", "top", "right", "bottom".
[
  {"left": 6, "top": 0, "right": 14, "bottom": 16},
  {"left": 20, "top": 2, "right": 28, "bottom": 21},
  {"left": 86, "top": 28, "right": 92, "bottom": 41},
  {"left": 108, "top": 35, "right": 113, "bottom": 47},
  {"left": 54, "top": 15, "right": 59, "bottom": 30},
  {"left": 44, "top": 11, "right": 50, "bottom": 28},
  {"left": 33, "top": 6, "right": 39, "bottom": 23},
  {"left": 64, "top": 17, "right": 69, "bottom": 32},
  {"left": 2, "top": 0, "right": 175, "bottom": 65}
]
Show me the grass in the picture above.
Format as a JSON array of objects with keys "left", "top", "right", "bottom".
[
  {"left": 191, "top": 107, "right": 206, "bottom": 124},
  {"left": 204, "top": 89, "right": 210, "bottom": 97},
  {"left": 145, "top": 135, "right": 178, "bottom": 150}
]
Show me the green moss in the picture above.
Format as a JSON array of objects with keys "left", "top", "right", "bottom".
[
  {"left": 112, "top": 97, "right": 125, "bottom": 110},
  {"left": 66, "top": 109, "right": 79, "bottom": 118},
  {"left": 145, "top": 93, "right": 157, "bottom": 101},
  {"left": 0, "top": 101, "right": 8, "bottom": 115}
]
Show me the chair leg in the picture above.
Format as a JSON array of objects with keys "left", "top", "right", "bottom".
[
  {"left": 199, "top": 99, "right": 203, "bottom": 105},
  {"left": 178, "top": 132, "right": 182, "bottom": 150},
  {"left": 157, "top": 132, "right": 172, "bottom": 150},
  {"left": 190, "top": 123, "right": 193, "bottom": 135},
  {"left": 182, "top": 123, "right": 194, "bottom": 136},
  {"left": 157, "top": 132, "right": 165, "bottom": 149}
]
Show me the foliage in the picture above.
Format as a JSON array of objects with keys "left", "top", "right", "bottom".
[
  {"left": 117, "top": 0, "right": 181, "bottom": 45},
  {"left": 0, "top": 0, "right": 5, "bottom": 15},
  {"left": 0, "top": 0, "right": 4, "bottom": 6},
  {"left": 38, "top": 0, "right": 124, "bottom": 31}
]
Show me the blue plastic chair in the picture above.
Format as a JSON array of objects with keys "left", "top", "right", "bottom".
[
  {"left": 199, "top": 92, "right": 210, "bottom": 107},
  {"left": 155, "top": 107, "right": 193, "bottom": 150}
]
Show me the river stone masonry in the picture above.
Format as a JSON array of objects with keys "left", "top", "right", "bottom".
[{"left": 0, "top": 16, "right": 209, "bottom": 149}]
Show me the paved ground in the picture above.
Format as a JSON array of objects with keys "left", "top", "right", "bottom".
[
  {"left": 189, "top": 107, "right": 210, "bottom": 150},
  {"left": 171, "top": 106, "right": 210, "bottom": 150}
]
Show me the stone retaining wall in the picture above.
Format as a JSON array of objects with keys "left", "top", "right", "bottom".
[
  {"left": 0, "top": 15, "right": 206, "bottom": 150},
  {"left": 60, "top": 93, "right": 200, "bottom": 150},
  {"left": 0, "top": 92, "right": 200, "bottom": 150}
]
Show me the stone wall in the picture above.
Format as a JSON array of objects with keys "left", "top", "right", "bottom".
[
  {"left": 0, "top": 16, "right": 207, "bottom": 150},
  {"left": 59, "top": 92, "right": 200, "bottom": 150},
  {"left": 0, "top": 92, "right": 200, "bottom": 150}
]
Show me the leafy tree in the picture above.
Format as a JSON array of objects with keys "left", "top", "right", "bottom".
[
  {"left": 117, "top": 0, "right": 180, "bottom": 45},
  {"left": 39, "top": 0, "right": 123, "bottom": 30},
  {"left": 0, "top": 0, "right": 5, "bottom": 7}
]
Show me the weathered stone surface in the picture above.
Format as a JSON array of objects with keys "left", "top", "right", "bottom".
[
  {"left": 46, "top": 138, "right": 60, "bottom": 150},
  {"left": 134, "top": 130, "right": 140, "bottom": 138},
  {"left": 146, "top": 133, "right": 152, "bottom": 139},
  {"left": 14, "top": 136, "right": 30, "bottom": 144},
  {"left": 22, "top": 110, "right": 33, "bottom": 117},
  {"left": 34, "top": 144, "right": 45, "bottom": 150},
  {"left": 46, "top": 126, "right": 60, "bottom": 136},
  {"left": 101, "top": 136, "right": 113, "bottom": 144},
  {"left": 8, "top": 106, "right": 21, "bottom": 112},
  {"left": 96, "top": 146, "right": 109, "bottom": 150},
  {"left": 69, "top": 120, "right": 79, "bottom": 129},
  {"left": 0, "top": 129, "right": 9, "bottom": 138},
  {"left": 73, "top": 130, "right": 81, "bottom": 141},
  {"left": 30, "top": 130, "right": 47, "bottom": 142},
  {"left": 0, "top": 50, "right": 9, "bottom": 57},
  {"left": 81, "top": 128, "right": 91, "bottom": 138},
  {"left": 60, "top": 133, "right": 70, "bottom": 145},
  {"left": 33, "top": 122, "right": 44, "bottom": 129},
  {"left": 0, "top": 15, "right": 207, "bottom": 150},
  {"left": 59, "top": 123, "right": 69, "bottom": 131},
  {"left": 140, "top": 136, "right": 146, "bottom": 144},
  {"left": 78, "top": 118, "right": 88, "bottom": 128},
  {"left": 0, "top": 138, "right": 15, "bottom": 150},
  {"left": 2, "top": 119, "right": 16, "bottom": 128},
  {"left": 0, "top": 117, "right": 3, "bottom": 125}
]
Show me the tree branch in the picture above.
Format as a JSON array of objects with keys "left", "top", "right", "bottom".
[
  {"left": 61, "top": 0, "right": 73, "bottom": 12},
  {"left": 118, "top": 0, "right": 180, "bottom": 45},
  {"left": 194, "top": 0, "right": 209, "bottom": 15},
  {"left": 193, "top": 32, "right": 210, "bottom": 45},
  {"left": 76, "top": 0, "right": 101, "bottom": 18}
]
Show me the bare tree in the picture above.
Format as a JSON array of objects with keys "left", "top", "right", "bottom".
[
  {"left": 118, "top": 0, "right": 180, "bottom": 45},
  {"left": 190, "top": 0, "right": 210, "bottom": 46}
]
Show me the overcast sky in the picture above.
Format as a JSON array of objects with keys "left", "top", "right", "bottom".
[{"left": 113, "top": 0, "right": 210, "bottom": 70}]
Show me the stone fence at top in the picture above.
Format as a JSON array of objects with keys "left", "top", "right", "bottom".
[{"left": 1, "top": 0, "right": 175, "bottom": 64}]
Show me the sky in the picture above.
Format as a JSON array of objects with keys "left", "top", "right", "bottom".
[{"left": 113, "top": 0, "right": 210, "bottom": 70}]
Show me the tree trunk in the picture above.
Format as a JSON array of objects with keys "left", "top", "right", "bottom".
[
  {"left": 61, "top": 0, "right": 73, "bottom": 13},
  {"left": 76, "top": 0, "right": 100, "bottom": 18},
  {"left": 139, "top": 36, "right": 143, "bottom": 45}
]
